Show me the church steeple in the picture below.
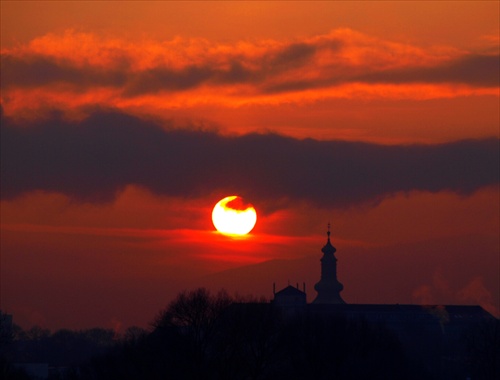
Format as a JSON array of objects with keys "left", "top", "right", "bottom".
[{"left": 313, "top": 224, "right": 345, "bottom": 304}]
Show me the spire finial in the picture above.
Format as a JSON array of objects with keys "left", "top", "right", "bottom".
[{"left": 327, "top": 222, "right": 331, "bottom": 241}]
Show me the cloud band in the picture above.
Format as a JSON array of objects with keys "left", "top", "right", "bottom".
[{"left": 2, "top": 109, "right": 498, "bottom": 208}]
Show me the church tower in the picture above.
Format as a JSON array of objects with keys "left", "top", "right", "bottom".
[{"left": 313, "top": 224, "right": 345, "bottom": 304}]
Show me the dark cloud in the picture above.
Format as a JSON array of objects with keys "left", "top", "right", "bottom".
[
  {"left": 358, "top": 54, "right": 500, "bottom": 87},
  {"left": 270, "top": 42, "right": 317, "bottom": 68},
  {"left": 1, "top": 109, "right": 498, "bottom": 208},
  {"left": 264, "top": 54, "right": 500, "bottom": 93},
  {"left": 0, "top": 55, "right": 127, "bottom": 89},
  {"left": 123, "top": 43, "right": 318, "bottom": 96},
  {"left": 217, "top": 61, "right": 254, "bottom": 84},
  {"left": 3, "top": 38, "right": 497, "bottom": 97},
  {"left": 0, "top": 53, "right": 260, "bottom": 97},
  {"left": 124, "top": 65, "right": 215, "bottom": 96}
]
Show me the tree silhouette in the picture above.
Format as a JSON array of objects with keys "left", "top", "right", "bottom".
[
  {"left": 210, "top": 302, "right": 284, "bottom": 379},
  {"left": 151, "top": 287, "right": 234, "bottom": 379},
  {"left": 4, "top": 290, "right": 490, "bottom": 379}
]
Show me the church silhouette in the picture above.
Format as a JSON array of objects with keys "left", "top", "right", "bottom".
[{"left": 269, "top": 226, "right": 496, "bottom": 377}]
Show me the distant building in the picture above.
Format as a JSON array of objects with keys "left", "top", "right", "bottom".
[
  {"left": 273, "top": 226, "right": 496, "bottom": 326},
  {"left": 270, "top": 226, "right": 497, "bottom": 378},
  {"left": 273, "top": 285, "right": 306, "bottom": 307},
  {"left": 312, "top": 224, "right": 345, "bottom": 304}
]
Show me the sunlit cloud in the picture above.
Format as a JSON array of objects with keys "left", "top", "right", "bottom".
[{"left": 1, "top": 29, "right": 498, "bottom": 118}]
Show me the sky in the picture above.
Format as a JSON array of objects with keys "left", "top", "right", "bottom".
[{"left": 1, "top": 1, "right": 499, "bottom": 331}]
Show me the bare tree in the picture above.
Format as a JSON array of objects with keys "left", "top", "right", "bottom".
[{"left": 152, "top": 287, "right": 234, "bottom": 377}]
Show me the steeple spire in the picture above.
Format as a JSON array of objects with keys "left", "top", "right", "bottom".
[{"left": 312, "top": 224, "right": 345, "bottom": 304}]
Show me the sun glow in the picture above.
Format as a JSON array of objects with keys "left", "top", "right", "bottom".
[{"left": 212, "top": 196, "right": 257, "bottom": 236}]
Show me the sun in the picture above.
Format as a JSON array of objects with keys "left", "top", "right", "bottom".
[{"left": 212, "top": 196, "right": 257, "bottom": 236}]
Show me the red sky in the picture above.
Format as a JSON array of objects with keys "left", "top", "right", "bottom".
[{"left": 1, "top": 1, "right": 499, "bottom": 331}]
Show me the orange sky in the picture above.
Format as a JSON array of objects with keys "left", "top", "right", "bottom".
[{"left": 1, "top": 1, "right": 498, "bottom": 331}]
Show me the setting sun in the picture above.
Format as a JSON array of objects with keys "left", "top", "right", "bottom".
[{"left": 212, "top": 196, "right": 257, "bottom": 236}]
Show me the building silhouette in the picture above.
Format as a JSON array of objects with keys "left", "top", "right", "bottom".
[
  {"left": 273, "top": 285, "right": 306, "bottom": 307},
  {"left": 274, "top": 226, "right": 496, "bottom": 325},
  {"left": 271, "top": 225, "right": 497, "bottom": 378},
  {"left": 312, "top": 224, "right": 345, "bottom": 304}
]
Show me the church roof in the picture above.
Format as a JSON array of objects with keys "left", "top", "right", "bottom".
[{"left": 275, "top": 285, "right": 306, "bottom": 297}]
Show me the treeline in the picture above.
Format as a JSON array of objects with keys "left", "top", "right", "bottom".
[
  {"left": 0, "top": 319, "right": 143, "bottom": 379},
  {"left": 82, "top": 288, "right": 419, "bottom": 380},
  {"left": 1, "top": 288, "right": 499, "bottom": 380}
]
